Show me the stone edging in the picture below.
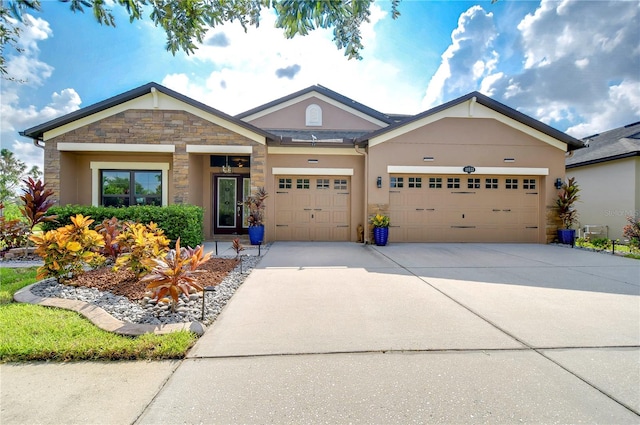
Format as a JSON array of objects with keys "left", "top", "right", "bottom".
[{"left": 14, "top": 283, "right": 206, "bottom": 336}]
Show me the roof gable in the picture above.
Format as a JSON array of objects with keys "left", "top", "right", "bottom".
[
  {"left": 236, "top": 85, "right": 394, "bottom": 128},
  {"left": 567, "top": 121, "right": 640, "bottom": 168},
  {"left": 21, "top": 82, "right": 273, "bottom": 144},
  {"left": 359, "top": 91, "right": 584, "bottom": 152}
]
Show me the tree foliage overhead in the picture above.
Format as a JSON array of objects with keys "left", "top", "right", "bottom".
[
  {"left": 1, "top": 0, "right": 401, "bottom": 79},
  {"left": 0, "top": 148, "right": 41, "bottom": 202}
]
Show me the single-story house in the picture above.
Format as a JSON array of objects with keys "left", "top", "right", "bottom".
[
  {"left": 566, "top": 121, "right": 640, "bottom": 241},
  {"left": 21, "top": 82, "right": 583, "bottom": 244}
]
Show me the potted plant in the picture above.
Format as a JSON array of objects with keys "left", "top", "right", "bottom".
[
  {"left": 555, "top": 177, "right": 580, "bottom": 244},
  {"left": 370, "top": 213, "right": 390, "bottom": 246},
  {"left": 244, "top": 187, "right": 268, "bottom": 245}
]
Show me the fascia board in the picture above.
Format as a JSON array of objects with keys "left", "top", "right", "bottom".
[
  {"left": 58, "top": 142, "right": 175, "bottom": 153},
  {"left": 268, "top": 147, "right": 360, "bottom": 155}
]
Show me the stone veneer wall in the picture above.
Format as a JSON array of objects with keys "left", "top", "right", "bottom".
[{"left": 44, "top": 109, "right": 265, "bottom": 205}]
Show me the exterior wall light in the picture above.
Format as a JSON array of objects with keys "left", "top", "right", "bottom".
[
  {"left": 555, "top": 178, "right": 563, "bottom": 189},
  {"left": 377, "top": 176, "right": 382, "bottom": 188}
]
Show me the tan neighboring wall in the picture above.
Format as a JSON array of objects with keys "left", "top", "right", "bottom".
[
  {"left": 567, "top": 156, "right": 639, "bottom": 241},
  {"left": 367, "top": 117, "right": 567, "bottom": 243},
  {"left": 44, "top": 108, "right": 264, "bottom": 238}
]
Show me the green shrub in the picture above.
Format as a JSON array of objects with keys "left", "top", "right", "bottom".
[
  {"left": 590, "top": 237, "right": 612, "bottom": 250},
  {"left": 43, "top": 204, "right": 204, "bottom": 247}
]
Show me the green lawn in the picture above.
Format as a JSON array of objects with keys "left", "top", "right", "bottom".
[{"left": 0, "top": 267, "right": 197, "bottom": 362}]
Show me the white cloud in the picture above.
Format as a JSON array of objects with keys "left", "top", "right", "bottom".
[
  {"left": 422, "top": 6, "right": 497, "bottom": 108},
  {"left": 160, "top": 5, "right": 422, "bottom": 115}
]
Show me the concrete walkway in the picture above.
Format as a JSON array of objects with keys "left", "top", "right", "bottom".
[{"left": 2, "top": 243, "right": 639, "bottom": 424}]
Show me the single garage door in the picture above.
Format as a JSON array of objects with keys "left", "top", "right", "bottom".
[
  {"left": 388, "top": 175, "right": 540, "bottom": 243},
  {"left": 275, "top": 176, "right": 350, "bottom": 241}
]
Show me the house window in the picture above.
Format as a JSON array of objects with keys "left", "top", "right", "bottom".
[
  {"left": 279, "top": 178, "right": 292, "bottom": 189},
  {"left": 305, "top": 104, "right": 322, "bottom": 126},
  {"left": 101, "top": 170, "right": 161, "bottom": 207},
  {"left": 334, "top": 179, "right": 348, "bottom": 190},
  {"left": 467, "top": 178, "right": 480, "bottom": 189},
  {"left": 485, "top": 178, "right": 498, "bottom": 189},
  {"left": 447, "top": 178, "right": 460, "bottom": 189},
  {"left": 523, "top": 179, "right": 536, "bottom": 190},
  {"left": 408, "top": 177, "right": 422, "bottom": 188},
  {"left": 506, "top": 178, "right": 518, "bottom": 189},
  {"left": 296, "top": 178, "right": 310, "bottom": 189},
  {"left": 390, "top": 177, "right": 404, "bottom": 188},
  {"left": 317, "top": 179, "right": 330, "bottom": 189},
  {"left": 429, "top": 177, "right": 442, "bottom": 189}
]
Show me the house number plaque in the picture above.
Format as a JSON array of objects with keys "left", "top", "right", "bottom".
[{"left": 463, "top": 165, "right": 476, "bottom": 174}]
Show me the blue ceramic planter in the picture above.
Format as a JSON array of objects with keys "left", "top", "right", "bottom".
[
  {"left": 374, "top": 227, "right": 389, "bottom": 246},
  {"left": 557, "top": 229, "right": 575, "bottom": 245},
  {"left": 248, "top": 225, "right": 264, "bottom": 245}
]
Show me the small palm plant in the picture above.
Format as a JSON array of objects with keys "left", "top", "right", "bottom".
[
  {"left": 232, "top": 238, "right": 244, "bottom": 259},
  {"left": 140, "top": 238, "right": 212, "bottom": 312},
  {"left": 555, "top": 177, "right": 580, "bottom": 229}
]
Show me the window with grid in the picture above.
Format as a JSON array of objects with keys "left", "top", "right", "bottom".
[
  {"left": 523, "top": 179, "right": 536, "bottom": 190},
  {"left": 101, "top": 170, "right": 161, "bottom": 207},
  {"left": 390, "top": 177, "right": 404, "bottom": 188},
  {"left": 447, "top": 178, "right": 460, "bottom": 189},
  {"left": 467, "top": 178, "right": 480, "bottom": 189},
  {"left": 408, "top": 177, "right": 422, "bottom": 188},
  {"left": 316, "top": 179, "right": 330, "bottom": 189},
  {"left": 506, "top": 178, "right": 518, "bottom": 189},
  {"left": 429, "top": 177, "right": 442, "bottom": 188},
  {"left": 485, "top": 178, "right": 498, "bottom": 189},
  {"left": 278, "top": 178, "right": 292, "bottom": 189},
  {"left": 296, "top": 178, "right": 310, "bottom": 189},
  {"left": 334, "top": 179, "right": 348, "bottom": 190}
]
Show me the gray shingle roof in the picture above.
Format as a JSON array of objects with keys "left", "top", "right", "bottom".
[{"left": 566, "top": 121, "right": 640, "bottom": 168}]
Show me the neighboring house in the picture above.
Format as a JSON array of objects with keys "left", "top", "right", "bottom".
[
  {"left": 566, "top": 122, "right": 640, "bottom": 241},
  {"left": 21, "top": 82, "right": 583, "bottom": 244}
]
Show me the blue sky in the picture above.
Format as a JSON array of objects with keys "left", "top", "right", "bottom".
[{"left": 1, "top": 0, "right": 639, "bottom": 172}]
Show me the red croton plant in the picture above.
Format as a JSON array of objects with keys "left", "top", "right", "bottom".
[{"left": 140, "top": 238, "right": 212, "bottom": 311}]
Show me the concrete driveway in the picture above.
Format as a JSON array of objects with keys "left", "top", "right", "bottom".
[{"left": 137, "top": 242, "right": 640, "bottom": 424}]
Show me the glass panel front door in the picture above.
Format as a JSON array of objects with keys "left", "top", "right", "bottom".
[{"left": 214, "top": 175, "right": 248, "bottom": 235}]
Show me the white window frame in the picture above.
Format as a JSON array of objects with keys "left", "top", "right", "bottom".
[{"left": 90, "top": 162, "right": 170, "bottom": 207}]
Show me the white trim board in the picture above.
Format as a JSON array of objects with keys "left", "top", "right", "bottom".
[
  {"left": 186, "top": 145, "right": 253, "bottom": 154},
  {"left": 272, "top": 167, "right": 354, "bottom": 176},
  {"left": 58, "top": 142, "right": 175, "bottom": 153},
  {"left": 387, "top": 165, "right": 549, "bottom": 175}
]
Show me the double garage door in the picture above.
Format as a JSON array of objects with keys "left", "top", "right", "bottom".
[
  {"left": 275, "top": 176, "right": 350, "bottom": 241},
  {"left": 389, "top": 175, "right": 541, "bottom": 243}
]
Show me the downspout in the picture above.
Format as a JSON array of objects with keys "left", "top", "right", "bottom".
[
  {"left": 354, "top": 142, "right": 369, "bottom": 244},
  {"left": 32, "top": 138, "right": 45, "bottom": 149},
  {"left": 469, "top": 96, "right": 477, "bottom": 117}
]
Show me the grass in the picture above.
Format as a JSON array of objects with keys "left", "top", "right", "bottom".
[
  {"left": 574, "top": 238, "right": 640, "bottom": 259},
  {"left": 0, "top": 267, "right": 198, "bottom": 362}
]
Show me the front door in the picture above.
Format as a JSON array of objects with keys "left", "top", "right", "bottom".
[{"left": 213, "top": 175, "right": 250, "bottom": 235}]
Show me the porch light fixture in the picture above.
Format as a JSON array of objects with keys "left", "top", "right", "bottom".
[
  {"left": 504, "top": 158, "right": 515, "bottom": 163},
  {"left": 423, "top": 156, "right": 434, "bottom": 162},
  {"left": 377, "top": 176, "right": 382, "bottom": 188},
  {"left": 554, "top": 178, "right": 563, "bottom": 189},
  {"left": 308, "top": 159, "right": 319, "bottom": 164}
]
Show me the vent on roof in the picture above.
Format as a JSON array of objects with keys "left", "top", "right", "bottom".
[{"left": 628, "top": 131, "right": 640, "bottom": 140}]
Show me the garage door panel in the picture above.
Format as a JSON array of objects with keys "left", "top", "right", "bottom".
[
  {"left": 389, "top": 174, "right": 541, "bottom": 243},
  {"left": 275, "top": 175, "right": 350, "bottom": 241}
]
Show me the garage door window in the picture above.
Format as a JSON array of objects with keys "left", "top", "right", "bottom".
[
  {"left": 506, "top": 178, "right": 518, "bottom": 189},
  {"left": 279, "top": 178, "right": 292, "bottom": 189},
  {"left": 467, "top": 178, "right": 481, "bottom": 189},
  {"left": 297, "top": 178, "right": 310, "bottom": 189},
  {"left": 429, "top": 177, "right": 442, "bottom": 188},
  {"left": 523, "top": 179, "right": 536, "bottom": 190},
  {"left": 408, "top": 177, "right": 422, "bottom": 188},
  {"left": 317, "top": 179, "right": 330, "bottom": 189},
  {"left": 485, "top": 178, "right": 498, "bottom": 189},
  {"left": 447, "top": 178, "right": 460, "bottom": 189},
  {"left": 390, "top": 177, "right": 404, "bottom": 188},
  {"left": 334, "top": 179, "right": 348, "bottom": 190}
]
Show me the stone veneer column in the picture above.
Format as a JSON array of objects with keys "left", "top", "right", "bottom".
[
  {"left": 172, "top": 144, "right": 189, "bottom": 204},
  {"left": 250, "top": 144, "right": 266, "bottom": 191},
  {"left": 44, "top": 139, "right": 61, "bottom": 204}
]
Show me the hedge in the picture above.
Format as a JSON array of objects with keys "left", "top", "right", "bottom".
[{"left": 42, "top": 204, "right": 204, "bottom": 248}]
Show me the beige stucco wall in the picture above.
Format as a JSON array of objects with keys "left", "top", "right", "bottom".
[
  {"left": 265, "top": 150, "right": 365, "bottom": 241},
  {"left": 567, "top": 156, "right": 639, "bottom": 241},
  {"left": 245, "top": 97, "right": 385, "bottom": 131},
  {"left": 367, "top": 117, "right": 567, "bottom": 243},
  {"left": 44, "top": 109, "right": 265, "bottom": 238}
]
